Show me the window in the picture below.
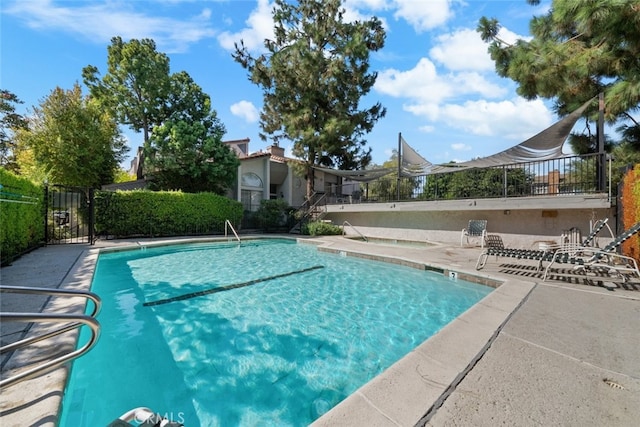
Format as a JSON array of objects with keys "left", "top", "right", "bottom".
[
  {"left": 241, "top": 189, "right": 262, "bottom": 212},
  {"left": 241, "top": 173, "right": 264, "bottom": 211},
  {"left": 241, "top": 172, "right": 263, "bottom": 188}
]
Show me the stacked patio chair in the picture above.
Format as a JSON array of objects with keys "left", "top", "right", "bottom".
[
  {"left": 542, "top": 221, "right": 640, "bottom": 282},
  {"left": 475, "top": 218, "right": 611, "bottom": 271}
]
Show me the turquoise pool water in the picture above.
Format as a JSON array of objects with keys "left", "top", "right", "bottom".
[{"left": 60, "top": 239, "right": 492, "bottom": 426}]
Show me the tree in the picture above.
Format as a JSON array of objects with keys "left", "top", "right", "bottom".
[
  {"left": 143, "top": 72, "right": 239, "bottom": 194},
  {"left": 13, "top": 83, "right": 128, "bottom": 187},
  {"left": 477, "top": 0, "right": 640, "bottom": 154},
  {"left": 446, "top": 168, "right": 533, "bottom": 199},
  {"left": 366, "top": 154, "right": 420, "bottom": 201},
  {"left": 83, "top": 37, "right": 171, "bottom": 177},
  {"left": 233, "top": 0, "right": 386, "bottom": 197},
  {"left": 0, "top": 90, "right": 28, "bottom": 171}
]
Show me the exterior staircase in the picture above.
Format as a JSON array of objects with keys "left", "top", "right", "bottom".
[{"left": 289, "top": 193, "right": 328, "bottom": 234}]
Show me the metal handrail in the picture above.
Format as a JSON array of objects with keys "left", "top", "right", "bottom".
[
  {"left": 0, "top": 286, "right": 101, "bottom": 317},
  {"left": 0, "top": 285, "right": 102, "bottom": 390},
  {"left": 290, "top": 193, "right": 328, "bottom": 233},
  {"left": 225, "top": 219, "right": 240, "bottom": 243},
  {"left": 0, "top": 313, "right": 100, "bottom": 389},
  {"left": 342, "top": 221, "right": 368, "bottom": 242}
]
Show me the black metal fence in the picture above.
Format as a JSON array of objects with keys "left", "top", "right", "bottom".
[
  {"left": 325, "top": 153, "right": 609, "bottom": 204},
  {"left": 45, "top": 185, "right": 94, "bottom": 244}
]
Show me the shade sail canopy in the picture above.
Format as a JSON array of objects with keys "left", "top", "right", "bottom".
[
  {"left": 425, "top": 98, "right": 594, "bottom": 174},
  {"left": 313, "top": 97, "right": 594, "bottom": 179},
  {"left": 400, "top": 136, "right": 432, "bottom": 177},
  {"left": 314, "top": 166, "right": 394, "bottom": 182}
]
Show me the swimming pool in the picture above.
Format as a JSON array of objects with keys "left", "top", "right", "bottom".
[{"left": 60, "top": 238, "right": 492, "bottom": 426}]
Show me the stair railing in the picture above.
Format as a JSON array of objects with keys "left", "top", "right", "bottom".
[
  {"left": 342, "top": 221, "right": 368, "bottom": 242},
  {"left": 225, "top": 219, "right": 240, "bottom": 243},
  {"left": 290, "top": 192, "right": 327, "bottom": 233}
]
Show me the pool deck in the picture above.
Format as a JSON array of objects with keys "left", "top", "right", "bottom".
[{"left": 1, "top": 235, "right": 639, "bottom": 426}]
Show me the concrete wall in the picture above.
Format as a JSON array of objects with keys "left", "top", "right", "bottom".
[{"left": 325, "top": 195, "right": 615, "bottom": 248}]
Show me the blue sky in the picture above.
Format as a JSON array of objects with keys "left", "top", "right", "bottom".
[{"left": 2, "top": 0, "right": 563, "bottom": 169}]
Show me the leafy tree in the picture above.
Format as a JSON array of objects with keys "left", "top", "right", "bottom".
[
  {"left": 421, "top": 172, "right": 454, "bottom": 200},
  {"left": 113, "top": 168, "right": 136, "bottom": 183},
  {"left": 84, "top": 39, "right": 238, "bottom": 191},
  {"left": 13, "top": 83, "right": 127, "bottom": 187},
  {"left": 477, "top": 0, "right": 640, "bottom": 156},
  {"left": 83, "top": 37, "right": 171, "bottom": 177},
  {"left": 420, "top": 167, "right": 533, "bottom": 200},
  {"left": 0, "top": 90, "right": 28, "bottom": 171},
  {"left": 143, "top": 72, "right": 239, "bottom": 194},
  {"left": 366, "top": 154, "right": 419, "bottom": 201},
  {"left": 446, "top": 168, "right": 533, "bottom": 199},
  {"left": 253, "top": 199, "right": 295, "bottom": 232},
  {"left": 233, "top": 0, "right": 386, "bottom": 197}
]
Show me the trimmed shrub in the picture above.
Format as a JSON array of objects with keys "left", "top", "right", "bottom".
[
  {"left": 253, "top": 199, "right": 295, "bottom": 232},
  {"left": 0, "top": 169, "right": 44, "bottom": 264},
  {"left": 94, "top": 190, "right": 243, "bottom": 238},
  {"left": 304, "top": 221, "right": 342, "bottom": 236}
]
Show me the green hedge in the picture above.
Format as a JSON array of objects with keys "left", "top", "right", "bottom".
[
  {"left": 303, "top": 221, "right": 343, "bottom": 236},
  {"left": 1, "top": 169, "right": 44, "bottom": 264},
  {"left": 252, "top": 199, "right": 296, "bottom": 232},
  {"left": 94, "top": 190, "right": 243, "bottom": 238}
]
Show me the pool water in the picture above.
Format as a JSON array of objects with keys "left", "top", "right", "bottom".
[{"left": 60, "top": 239, "right": 492, "bottom": 426}]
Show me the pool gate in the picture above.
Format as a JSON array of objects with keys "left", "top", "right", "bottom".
[{"left": 45, "top": 185, "right": 95, "bottom": 245}]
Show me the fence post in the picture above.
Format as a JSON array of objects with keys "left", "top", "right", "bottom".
[
  {"left": 503, "top": 167, "right": 507, "bottom": 197},
  {"left": 88, "top": 188, "right": 95, "bottom": 245},
  {"left": 43, "top": 184, "right": 49, "bottom": 246}
]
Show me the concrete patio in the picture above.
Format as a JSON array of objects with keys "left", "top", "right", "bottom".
[{"left": 1, "top": 235, "right": 639, "bottom": 426}]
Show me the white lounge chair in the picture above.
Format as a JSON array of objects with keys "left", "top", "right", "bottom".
[
  {"left": 542, "top": 221, "right": 640, "bottom": 282},
  {"left": 476, "top": 218, "right": 610, "bottom": 271}
]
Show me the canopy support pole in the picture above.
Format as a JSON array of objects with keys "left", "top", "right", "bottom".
[
  {"left": 397, "top": 132, "right": 402, "bottom": 201},
  {"left": 597, "top": 92, "right": 606, "bottom": 191}
]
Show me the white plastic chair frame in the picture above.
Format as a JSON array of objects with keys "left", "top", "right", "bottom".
[{"left": 461, "top": 220, "right": 488, "bottom": 248}]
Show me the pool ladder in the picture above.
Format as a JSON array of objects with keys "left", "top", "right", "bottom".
[{"left": 0, "top": 285, "right": 101, "bottom": 390}]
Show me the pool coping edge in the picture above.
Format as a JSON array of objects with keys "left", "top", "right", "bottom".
[{"left": 1, "top": 236, "right": 535, "bottom": 426}]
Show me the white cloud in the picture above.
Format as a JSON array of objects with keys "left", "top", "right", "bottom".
[
  {"left": 404, "top": 102, "right": 441, "bottom": 121},
  {"left": 217, "top": 0, "right": 274, "bottom": 52},
  {"left": 344, "top": 0, "right": 390, "bottom": 10},
  {"left": 4, "top": 0, "right": 217, "bottom": 53},
  {"left": 375, "top": 16, "right": 534, "bottom": 138},
  {"left": 439, "top": 98, "right": 553, "bottom": 139},
  {"left": 419, "top": 125, "right": 435, "bottom": 133},
  {"left": 341, "top": 4, "right": 390, "bottom": 31},
  {"left": 393, "top": 0, "right": 454, "bottom": 32},
  {"left": 230, "top": 100, "right": 259, "bottom": 123},
  {"left": 449, "top": 72, "right": 507, "bottom": 98},
  {"left": 376, "top": 58, "right": 451, "bottom": 105},
  {"left": 497, "top": 26, "right": 533, "bottom": 47},
  {"left": 451, "top": 143, "right": 471, "bottom": 151},
  {"left": 376, "top": 58, "right": 507, "bottom": 121},
  {"left": 430, "top": 28, "right": 495, "bottom": 72}
]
